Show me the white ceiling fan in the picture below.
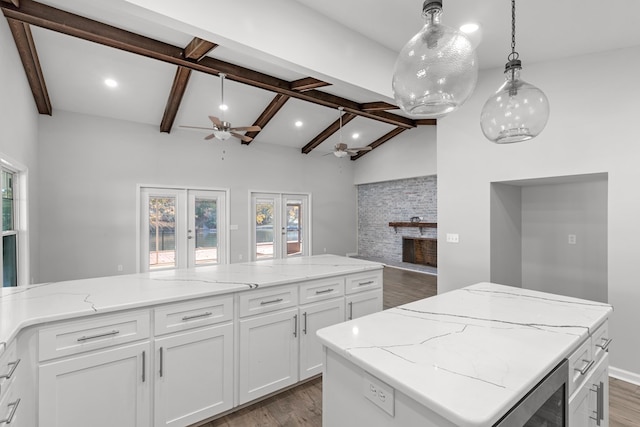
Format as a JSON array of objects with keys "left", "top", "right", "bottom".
[
  {"left": 330, "top": 107, "right": 372, "bottom": 158},
  {"left": 181, "top": 73, "right": 261, "bottom": 143}
]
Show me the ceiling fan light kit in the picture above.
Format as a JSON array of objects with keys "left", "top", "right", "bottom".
[
  {"left": 480, "top": 0, "right": 550, "bottom": 144},
  {"left": 392, "top": 0, "right": 478, "bottom": 118},
  {"left": 330, "top": 107, "right": 373, "bottom": 158}
]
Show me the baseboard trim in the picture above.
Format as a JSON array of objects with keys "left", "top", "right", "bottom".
[
  {"left": 610, "top": 366, "right": 640, "bottom": 386},
  {"left": 345, "top": 252, "right": 358, "bottom": 257}
]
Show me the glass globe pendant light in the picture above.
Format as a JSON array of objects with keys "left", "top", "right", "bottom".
[
  {"left": 480, "top": 0, "right": 549, "bottom": 144},
  {"left": 392, "top": 1, "right": 478, "bottom": 118}
]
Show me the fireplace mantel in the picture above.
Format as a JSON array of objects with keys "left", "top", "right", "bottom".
[{"left": 389, "top": 221, "right": 437, "bottom": 235}]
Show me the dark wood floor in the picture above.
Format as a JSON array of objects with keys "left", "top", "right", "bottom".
[{"left": 198, "top": 267, "right": 638, "bottom": 427}]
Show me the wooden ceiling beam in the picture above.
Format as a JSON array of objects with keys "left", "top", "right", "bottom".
[
  {"left": 6, "top": 18, "right": 50, "bottom": 115},
  {"left": 1, "top": 0, "right": 19, "bottom": 7},
  {"left": 243, "top": 93, "right": 290, "bottom": 144},
  {"left": 350, "top": 127, "right": 407, "bottom": 161},
  {"left": 360, "top": 102, "right": 397, "bottom": 111},
  {"left": 301, "top": 112, "right": 356, "bottom": 154},
  {"left": 0, "top": 0, "right": 416, "bottom": 130},
  {"left": 290, "top": 77, "right": 330, "bottom": 92},
  {"left": 160, "top": 37, "right": 217, "bottom": 133},
  {"left": 415, "top": 119, "right": 437, "bottom": 126}
]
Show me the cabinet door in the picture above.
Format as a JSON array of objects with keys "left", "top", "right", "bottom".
[
  {"left": 588, "top": 354, "right": 609, "bottom": 427},
  {"left": 39, "top": 341, "right": 151, "bottom": 427},
  {"left": 238, "top": 308, "right": 298, "bottom": 404},
  {"left": 299, "top": 299, "right": 345, "bottom": 380},
  {"left": 346, "top": 290, "right": 383, "bottom": 320},
  {"left": 154, "top": 323, "right": 233, "bottom": 427},
  {"left": 569, "top": 381, "right": 591, "bottom": 427}
]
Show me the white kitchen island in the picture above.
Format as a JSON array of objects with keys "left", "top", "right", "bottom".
[
  {"left": 0, "top": 255, "right": 383, "bottom": 427},
  {"left": 317, "top": 282, "right": 612, "bottom": 427}
]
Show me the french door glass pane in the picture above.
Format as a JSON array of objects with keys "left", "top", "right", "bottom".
[
  {"left": 3, "top": 234, "right": 17, "bottom": 287},
  {"left": 286, "top": 201, "right": 302, "bottom": 257},
  {"left": 194, "top": 198, "right": 217, "bottom": 265},
  {"left": 149, "top": 197, "right": 176, "bottom": 269},
  {"left": 255, "top": 199, "right": 274, "bottom": 260}
]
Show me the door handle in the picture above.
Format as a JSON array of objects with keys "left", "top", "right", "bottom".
[
  {"left": 142, "top": 351, "right": 146, "bottom": 383},
  {"left": 303, "top": 312, "right": 307, "bottom": 335},
  {"left": 348, "top": 302, "right": 353, "bottom": 320},
  {"left": 159, "top": 347, "right": 164, "bottom": 377},
  {"left": 0, "top": 399, "right": 20, "bottom": 424},
  {"left": 293, "top": 314, "right": 298, "bottom": 337}
]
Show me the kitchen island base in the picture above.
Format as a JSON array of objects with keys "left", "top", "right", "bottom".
[{"left": 323, "top": 348, "right": 455, "bottom": 427}]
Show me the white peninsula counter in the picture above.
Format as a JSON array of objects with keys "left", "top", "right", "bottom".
[
  {"left": 317, "top": 282, "right": 612, "bottom": 427},
  {"left": 0, "top": 255, "right": 383, "bottom": 427}
]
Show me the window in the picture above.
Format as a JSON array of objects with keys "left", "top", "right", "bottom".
[
  {"left": 251, "top": 192, "right": 310, "bottom": 261},
  {"left": 139, "top": 187, "right": 228, "bottom": 272},
  {"left": 1, "top": 158, "right": 27, "bottom": 287}
]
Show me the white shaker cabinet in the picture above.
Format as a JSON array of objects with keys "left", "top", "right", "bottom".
[
  {"left": 238, "top": 307, "right": 299, "bottom": 404},
  {"left": 39, "top": 341, "right": 151, "bottom": 427},
  {"left": 299, "top": 298, "right": 345, "bottom": 380},
  {"left": 154, "top": 323, "right": 233, "bottom": 427},
  {"left": 344, "top": 271, "right": 383, "bottom": 320},
  {"left": 153, "top": 295, "right": 234, "bottom": 427}
]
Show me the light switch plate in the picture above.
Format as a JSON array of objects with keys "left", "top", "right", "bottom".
[
  {"left": 446, "top": 233, "right": 460, "bottom": 243},
  {"left": 363, "top": 371, "right": 395, "bottom": 416}
]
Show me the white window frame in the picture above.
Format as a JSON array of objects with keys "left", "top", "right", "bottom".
[
  {"left": 136, "top": 185, "right": 230, "bottom": 272},
  {"left": 0, "top": 154, "right": 29, "bottom": 286}
]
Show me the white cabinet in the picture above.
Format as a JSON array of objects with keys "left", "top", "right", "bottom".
[
  {"left": 238, "top": 307, "right": 299, "bottom": 404},
  {"left": 299, "top": 299, "right": 345, "bottom": 380},
  {"left": 344, "top": 271, "right": 383, "bottom": 320},
  {"left": 39, "top": 341, "right": 151, "bottom": 427},
  {"left": 568, "top": 320, "right": 610, "bottom": 427},
  {"left": 38, "top": 311, "right": 152, "bottom": 427},
  {"left": 154, "top": 323, "right": 233, "bottom": 427}
]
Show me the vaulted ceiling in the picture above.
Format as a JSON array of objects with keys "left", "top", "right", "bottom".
[{"left": 2, "top": 0, "right": 640, "bottom": 160}]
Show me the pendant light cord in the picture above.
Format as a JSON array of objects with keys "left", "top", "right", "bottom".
[{"left": 508, "top": 0, "right": 519, "bottom": 62}]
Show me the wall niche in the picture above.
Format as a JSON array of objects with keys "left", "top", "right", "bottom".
[{"left": 490, "top": 173, "right": 608, "bottom": 303}]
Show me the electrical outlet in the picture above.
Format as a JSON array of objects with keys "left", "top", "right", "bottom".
[
  {"left": 239, "top": 254, "right": 243, "bottom": 261},
  {"left": 568, "top": 234, "right": 577, "bottom": 245},
  {"left": 363, "top": 372, "right": 394, "bottom": 416},
  {"left": 446, "top": 233, "right": 460, "bottom": 243},
  {"left": 117, "top": 264, "right": 123, "bottom": 272}
]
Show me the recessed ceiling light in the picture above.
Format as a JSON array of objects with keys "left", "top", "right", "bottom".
[
  {"left": 219, "top": 104, "right": 228, "bottom": 111},
  {"left": 352, "top": 133, "right": 360, "bottom": 140},
  {"left": 460, "top": 23, "right": 479, "bottom": 34},
  {"left": 295, "top": 120, "right": 303, "bottom": 128},
  {"left": 104, "top": 78, "right": 118, "bottom": 88}
]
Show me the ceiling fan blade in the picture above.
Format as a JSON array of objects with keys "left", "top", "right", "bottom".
[
  {"left": 350, "top": 146, "right": 373, "bottom": 151},
  {"left": 180, "top": 125, "right": 213, "bottom": 130},
  {"left": 204, "top": 134, "right": 216, "bottom": 140},
  {"left": 231, "top": 132, "right": 253, "bottom": 143},
  {"left": 229, "top": 125, "right": 261, "bottom": 132},
  {"left": 208, "top": 116, "right": 223, "bottom": 127}
]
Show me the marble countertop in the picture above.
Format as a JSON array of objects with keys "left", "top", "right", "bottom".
[
  {"left": 317, "top": 282, "right": 612, "bottom": 427},
  {"left": 0, "top": 255, "right": 382, "bottom": 349}
]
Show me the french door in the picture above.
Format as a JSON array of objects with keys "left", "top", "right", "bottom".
[
  {"left": 251, "top": 193, "right": 310, "bottom": 261},
  {"left": 140, "top": 187, "right": 227, "bottom": 272}
]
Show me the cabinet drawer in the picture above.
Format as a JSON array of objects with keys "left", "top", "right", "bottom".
[
  {"left": 239, "top": 285, "right": 298, "bottom": 318},
  {"left": 345, "top": 271, "right": 383, "bottom": 294},
  {"left": 591, "top": 319, "right": 611, "bottom": 362},
  {"left": 568, "top": 337, "right": 594, "bottom": 398},
  {"left": 299, "top": 278, "right": 344, "bottom": 305},
  {"left": 0, "top": 340, "right": 18, "bottom": 403},
  {"left": 154, "top": 295, "right": 233, "bottom": 336},
  {"left": 39, "top": 311, "right": 150, "bottom": 361}
]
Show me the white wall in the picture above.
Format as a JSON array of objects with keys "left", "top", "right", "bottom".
[
  {"left": 521, "top": 179, "right": 608, "bottom": 303},
  {"left": 0, "top": 17, "right": 40, "bottom": 284},
  {"left": 353, "top": 126, "right": 436, "bottom": 185},
  {"left": 438, "top": 45, "right": 640, "bottom": 378},
  {"left": 37, "top": 111, "right": 358, "bottom": 282}
]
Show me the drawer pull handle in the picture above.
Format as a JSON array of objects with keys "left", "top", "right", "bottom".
[
  {"left": 260, "top": 298, "right": 284, "bottom": 306},
  {"left": 575, "top": 359, "right": 595, "bottom": 376},
  {"left": 77, "top": 330, "right": 120, "bottom": 342},
  {"left": 0, "top": 398, "right": 20, "bottom": 424},
  {"left": 0, "top": 359, "right": 20, "bottom": 380},
  {"left": 596, "top": 338, "right": 612, "bottom": 351},
  {"left": 315, "top": 288, "right": 334, "bottom": 295},
  {"left": 358, "top": 280, "right": 374, "bottom": 286},
  {"left": 182, "top": 312, "right": 213, "bottom": 321}
]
